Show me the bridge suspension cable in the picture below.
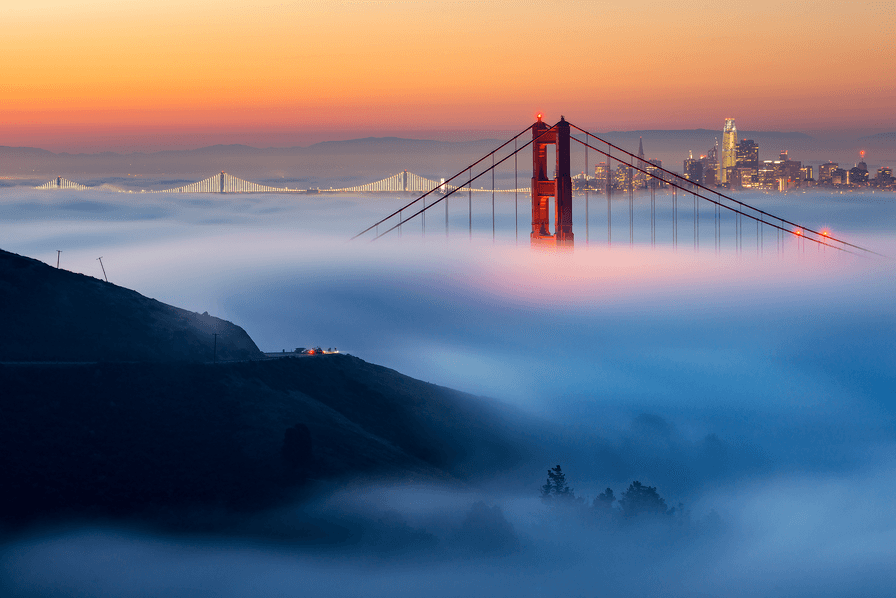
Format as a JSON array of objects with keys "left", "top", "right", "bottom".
[
  {"left": 351, "top": 123, "right": 551, "bottom": 241},
  {"left": 571, "top": 135, "right": 855, "bottom": 254},
  {"left": 569, "top": 123, "right": 881, "bottom": 257}
]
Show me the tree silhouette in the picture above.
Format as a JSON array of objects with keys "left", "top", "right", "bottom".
[
  {"left": 618, "top": 481, "right": 668, "bottom": 518},
  {"left": 594, "top": 487, "right": 615, "bottom": 512},
  {"left": 540, "top": 465, "right": 575, "bottom": 503}
]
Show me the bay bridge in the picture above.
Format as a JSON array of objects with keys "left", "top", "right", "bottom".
[{"left": 34, "top": 170, "right": 525, "bottom": 195}]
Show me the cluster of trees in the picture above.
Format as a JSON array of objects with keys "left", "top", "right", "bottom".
[{"left": 541, "top": 465, "right": 680, "bottom": 519}]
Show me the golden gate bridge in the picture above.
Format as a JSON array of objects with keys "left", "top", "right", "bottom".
[
  {"left": 352, "top": 115, "right": 880, "bottom": 257},
  {"left": 33, "top": 116, "right": 880, "bottom": 256}
]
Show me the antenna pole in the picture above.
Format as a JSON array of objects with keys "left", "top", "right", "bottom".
[
  {"left": 56, "top": 250, "right": 61, "bottom": 268},
  {"left": 97, "top": 257, "right": 108, "bottom": 282}
]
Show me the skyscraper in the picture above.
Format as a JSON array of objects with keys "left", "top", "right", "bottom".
[
  {"left": 593, "top": 162, "right": 610, "bottom": 191},
  {"left": 633, "top": 136, "right": 648, "bottom": 188},
  {"left": 684, "top": 150, "right": 703, "bottom": 185},
  {"left": 701, "top": 141, "right": 719, "bottom": 186},
  {"left": 758, "top": 160, "right": 784, "bottom": 190},
  {"left": 721, "top": 118, "right": 737, "bottom": 185},
  {"left": 819, "top": 162, "right": 838, "bottom": 185},
  {"left": 780, "top": 150, "right": 802, "bottom": 189},
  {"left": 736, "top": 140, "right": 759, "bottom": 174}
]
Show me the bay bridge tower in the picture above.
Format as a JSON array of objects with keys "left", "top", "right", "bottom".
[{"left": 531, "top": 115, "right": 573, "bottom": 246}]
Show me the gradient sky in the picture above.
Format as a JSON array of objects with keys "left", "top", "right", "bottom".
[{"left": 4, "top": 0, "right": 895, "bottom": 150}]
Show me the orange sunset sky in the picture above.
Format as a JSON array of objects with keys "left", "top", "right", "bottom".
[{"left": 4, "top": 0, "right": 895, "bottom": 151}]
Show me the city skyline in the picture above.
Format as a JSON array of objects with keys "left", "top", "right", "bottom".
[{"left": 6, "top": 117, "right": 893, "bottom": 194}]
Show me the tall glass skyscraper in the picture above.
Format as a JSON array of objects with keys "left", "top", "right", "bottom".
[{"left": 721, "top": 118, "right": 737, "bottom": 185}]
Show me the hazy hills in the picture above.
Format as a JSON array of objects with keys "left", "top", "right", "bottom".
[{"left": 2, "top": 129, "right": 892, "bottom": 186}]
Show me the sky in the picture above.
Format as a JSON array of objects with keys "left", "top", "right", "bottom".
[{"left": 3, "top": 0, "right": 895, "bottom": 151}]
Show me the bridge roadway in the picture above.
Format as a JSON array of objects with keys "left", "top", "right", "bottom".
[{"left": 33, "top": 171, "right": 524, "bottom": 195}]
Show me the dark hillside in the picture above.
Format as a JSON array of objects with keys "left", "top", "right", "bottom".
[
  {"left": 0, "top": 356, "right": 536, "bottom": 527},
  {"left": 0, "top": 247, "right": 549, "bottom": 530},
  {"left": 0, "top": 249, "right": 262, "bottom": 362}
]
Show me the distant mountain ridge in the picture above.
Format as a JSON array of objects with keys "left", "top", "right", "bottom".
[
  {"left": 3, "top": 129, "right": 891, "bottom": 182},
  {"left": 858, "top": 131, "right": 896, "bottom": 141},
  {"left": 0, "top": 130, "right": 822, "bottom": 159},
  {"left": 0, "top": 137, "right": 502, "bottom": 159},
  {"left": 600, "top": 128, "right": 814, "bottom": 140}
]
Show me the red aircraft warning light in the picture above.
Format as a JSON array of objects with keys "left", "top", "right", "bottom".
[
  {"left": 794, "top": 229, "right": 803, "bottom": 236},
  {"left": 536, "top": 113, "right": 543, "bottom": 122}
]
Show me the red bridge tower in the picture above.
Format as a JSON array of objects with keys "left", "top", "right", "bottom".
[{"left": 531, "top": 115, "right": 573, "bottom": 247}]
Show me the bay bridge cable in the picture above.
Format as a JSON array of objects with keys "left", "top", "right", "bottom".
[
  {"left": 353, "top": 124, "right": 561, "bottom": 242},
  {"left": 571, "top": 136, "right": 853, "bottom": 254},
  {"left": 568, "top": 123, "right": 880, "bottom": 256}
]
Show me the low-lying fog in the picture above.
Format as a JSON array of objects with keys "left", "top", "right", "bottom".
[{"left": 2, "top": 186, "right": 894, "bottom": 596}]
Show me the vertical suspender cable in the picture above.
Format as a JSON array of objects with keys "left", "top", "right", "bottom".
[
  {"left": 673, "top": 187, "right": 677, "bottom": 249},
  {"left": 650, "top": 178, "right": 655, "bottom": 247},
  {"left": 585, "top": 137, "right": 589, "bottom": 246},
  {"left": 607, "top": 146, "right": 612, "bottom": 247},
  {"left": 629, "top": 154, "right": 633, "bottom": 247}
]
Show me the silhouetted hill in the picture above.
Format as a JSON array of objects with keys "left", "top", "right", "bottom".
[
  {"left": 0, "top": 248, "right": 546, "bottom": 529},
  {"left": 0, "top": 356, "right": 539, "bottom": 528},
  {"left": 0, "top": 249, "right": 262, "bottom": 362}
]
